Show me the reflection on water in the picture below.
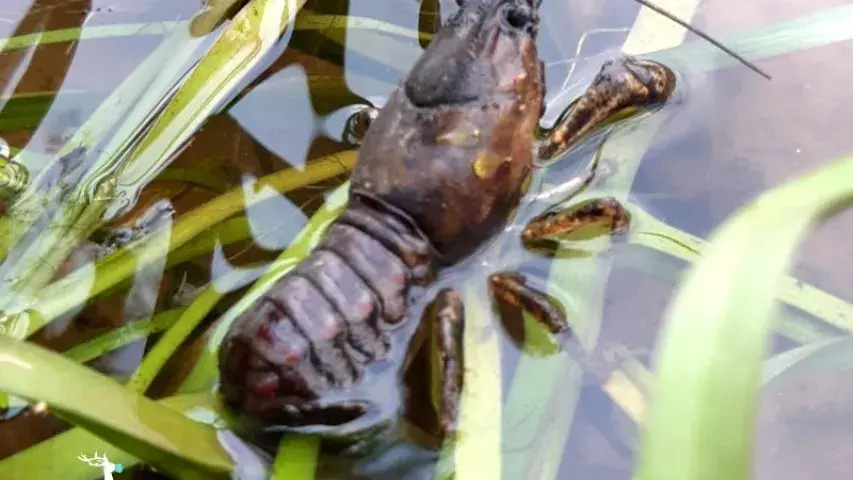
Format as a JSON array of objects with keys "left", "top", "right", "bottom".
[{"left": 1, "top": 0, "right": 853, "bottom": 479}]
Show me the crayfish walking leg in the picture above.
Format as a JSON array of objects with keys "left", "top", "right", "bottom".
[
  {"left": 491, "top": 196, "right": 633, "bottom": 346},
  {"left": 430, "top": 288, "right": 465, "bottom": 438}
]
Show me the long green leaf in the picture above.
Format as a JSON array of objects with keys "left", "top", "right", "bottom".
[
  {"left": 627, "top": 203, "right": 853, "bottom": 339},
  {"left": 3, "top": 19, "right": 204, "bottom": 252},
  {"left": 635, "top": 153, "right": 853, "bottom": 480},
  {"left": 0, "top": 0, "right": 309, "bottom": 328},
  {"left": 0, "top": 22, "right": 184, "bottom": 54},
  {"left": 63, "top": 308, "right": 185, "bottom": 364},
  {"left": 442, "top": 285, "right": 503, "bottom": 480},
  {"left": 0, "top": 337, "right": 233, "bottom": 478},
  {"left": 126, "top": 279, "right": 235, "bottom": 394},
  {"left": 110, "top": 0, "right": 308, "bottom": 205},
  {"left": 0, "top": 393, "right": 236, "bottom": 479}
]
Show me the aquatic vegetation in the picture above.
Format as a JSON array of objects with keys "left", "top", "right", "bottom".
[{"left": 0, "top": 1, "right": 853, "bottom": 479}]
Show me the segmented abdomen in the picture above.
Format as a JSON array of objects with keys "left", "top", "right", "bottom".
[{"left": 218, "top": 197, "right": 433, "bottom": 428}]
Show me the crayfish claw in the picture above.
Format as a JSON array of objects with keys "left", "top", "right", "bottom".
[{"left": 538, "top": 55, "right": 676, "bottom": 161}]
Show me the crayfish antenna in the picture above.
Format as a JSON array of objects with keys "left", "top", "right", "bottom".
[{"left": 629, "top": 0, "right": 771, "bottom": 80}]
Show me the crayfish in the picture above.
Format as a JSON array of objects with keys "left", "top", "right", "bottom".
[{"left": 218, "top": 0, "right": 676, "bottom": 453}]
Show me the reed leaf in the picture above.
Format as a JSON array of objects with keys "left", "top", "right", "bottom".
[
  {"left": 0, "top": 0, "right": 309, "bottom": 332},
  {"left": 0, "top": 337, "right": 233, "bottom": 478},
  {"left": 0, "top": 392, "right": 236, "bottom": 479},
  {"left": 63, "top": 308, "right": 185, "bottom": 364},
  {"left": 635, "top": 153, "right": 853, "bottom": 480},
  {"left": 2, "top": 20, "right": 208, "bottom": 256},
  {"left": 0, "top": 22, "right": 184, "bottom": 54}
]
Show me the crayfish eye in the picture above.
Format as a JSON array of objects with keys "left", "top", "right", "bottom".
[
  {"left": 343, "top": 106, "right": 379, "bottom": 146},
  {"left": 501, "top": 5, "right": 533, "bottom": 32}
]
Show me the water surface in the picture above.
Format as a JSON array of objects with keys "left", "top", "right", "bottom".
[{"left": 2, "top": 0, "right": 853, "bottom": 479}]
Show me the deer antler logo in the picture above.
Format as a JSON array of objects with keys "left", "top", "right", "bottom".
[{"left": 77, "top": 451, "right": 124, "bottom": 479}]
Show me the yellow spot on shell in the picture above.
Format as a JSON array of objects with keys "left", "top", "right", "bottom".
[{"left": 473, "top": 151, "right": 511, "bottom": 179}]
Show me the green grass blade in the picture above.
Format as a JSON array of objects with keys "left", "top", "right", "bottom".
[
  {"left": 0, "top": 0, "right": 309, "bottom": 316},
  {"left": 109, "top": 0, "right": 308, "bottom": 205},
  {"left": 295, "top": 12, "right": 428, "bottom": 43},
  {"left": 156, "top": 166, "right": 234, "bottom": 193},
  {"left": 439, "top": 285, "right": 502, "bottom": 480},
  {"left": 0, "top": 22, "right": 184, "bottom": 54},
  {"left": 300, "top": 8, "right": 423, "bottom": 74},
  {"left": 499, "top": 267, "right": 597, "bottom": 480},
  {"left": 62, "top": 308, "right": 185, "bottom": 364},
  {"left": 165, "top": 216, "right": 251, "bottom": 266},
  {"left": 125, "top": 283, "right": 228, "bottom": 394},
  {"left": 0, "top": 337, "right": 233, "bottom": 478},
  {"left": 635, "top": 153, "right": 853, "bottom": 480},
  {"left": 125, "top": 266, "right": 262, "bottom": 394},
  {"left": 0, "top": 90, "right": 90, "bottom": 133},
  {"left": 4, "top": 20, "right": 201, "bottom": 245},
  {"left": 618, "top": 233, "right": 846, "bottom": 345},
  {"left": 272, "top": 435, "right": 320, "bottom": 480},
  {"left": 627, "top": 202, "right": 853, "bottom": 339},
  {"left": 0, "top": 393, "right": 238, "bottom": 479}
]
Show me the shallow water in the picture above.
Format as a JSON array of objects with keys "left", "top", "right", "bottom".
[{"left": 2, "top": 0, "right": 853, "bottom": 479}]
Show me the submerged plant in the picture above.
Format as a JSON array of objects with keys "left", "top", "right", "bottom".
[{"left": 0, "top": 1, "right": 852, "bottom": 479}]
